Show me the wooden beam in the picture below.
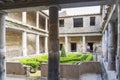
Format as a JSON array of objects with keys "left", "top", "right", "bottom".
[{"left": 0, "top": 0, "right": 115, "bottom": 11}]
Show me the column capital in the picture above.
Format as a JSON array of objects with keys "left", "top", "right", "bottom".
[{"left": 49, "top": 5, "right": 61, "bottom": 10}]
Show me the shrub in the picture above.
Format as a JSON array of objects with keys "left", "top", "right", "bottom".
[
  {"left": 61, "top": 45, "right": 66, "bottom": 57},
  {"left": 19, "top": 53, "right": 93, "bottom": 70},
  {"left": 85, "top": 54, "right": 93, "bottom": 61}
]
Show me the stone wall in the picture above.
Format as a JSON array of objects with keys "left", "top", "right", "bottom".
[
  {"left": 5, "top": 21, "right": 45, "bottom": 58},
  {"left": 6, "top": 29, "right": 22, "bottom": 58},
  {"left": 27, "top": 12, "right": 36, "bottom": 27},
  {"left": 41, "top": 62, "right": 102, "bottom": 79},
  {"left": 6, "top": 62, "right": 25, "bottom": 75},
  {"left": 27, "top": 33, "right": 36, "bottom": 55},
  {"left": 59, "top": 15, "right": 101, "bottom": 33},
  {"left": 7, "top": 12, "right": 22, "bottom": 22}
]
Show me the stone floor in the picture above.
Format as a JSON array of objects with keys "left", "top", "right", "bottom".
[
  {"left": 80, "top": 74, "right": 102, "bottom": 80},
  {"left": 7, "top": 75, "right": 40, "bottom": 80},
  {"left": 7, "top": 74, "right": 102, "bottom": 80}
]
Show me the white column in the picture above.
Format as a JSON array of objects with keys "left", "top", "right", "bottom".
[
  {"left": 65, "top": 36, "right": 68, "bottom": 52},
  {"left": 22, "top": 31, "right": 27, "bottom": 56},
  {"left": 104, "top": 29, "right": 108, "bottom": 61},
  {"left": 102, "top": 33, "right": 105, "bottom": 57},
  {"left": 82, "top": 36, "right": 86, "bottom": 52},
  {"left": 45, "top": 36, "right": 48, "bottom": 53},
  {"left": 36, "top": 11, "right": 39, "bottom": 28},
  {"left": 36, "top": 34, "right": 40, "bottom": 55},
  {"left": 45, "top": 18, "right": 48, "bottom": 31},
  {"left": 0, "top": 13, "right": 6, "bottom": 80},
  {"left": 22, "top": 12, "right": 27, "bottom": 23}
]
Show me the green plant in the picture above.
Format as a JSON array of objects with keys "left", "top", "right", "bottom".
[
  {"left": 19, "top": 53, "right": 93, "bottom": 70},
  {"left": 60, "top": 45, "right": 66, "bottom": 57},
  {"left": 85, "top": 54, "right": 93, "bottom": 61}
]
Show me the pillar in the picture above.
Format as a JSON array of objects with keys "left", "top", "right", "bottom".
[
  {"left": 108, "top": 22, "right": 115, "bottom": 70},
  {"left": 36, "top": 34, "right": 40, "bottom": 55},
  {"left": 116, "top": 3, "right": 120, "bottom": 79},
  {"left": 36, "top": 11, "right": 39, "bottom": 28},
  {"left": 45, "top": 18, "right": 48, "bottom": 31},
  {"left": 102, "top": 33, "right": 105, "bottom": 58},
  {"left": 48, "top": 5, "right": 60, "bottom": 80},
  {"left": 82, "top": 36, "right": 86, "bottom": 52},
  {"left": 65, "top": 36, "right": 68, "bottom": 52},
  {"left": 45, "top": 36, "right": 48, "bottom": 53},
  {"left": 22, "top": 12, "right": 27, "bottom": 23},
  {"left": 22, "top": 31, "right": 27, "bottom": 56},
  {"left": 0, "top": 13, "right": 6, "bottom": 80},
  {"left": 104, "top": 29, "right": 108, "bottom": 61}
]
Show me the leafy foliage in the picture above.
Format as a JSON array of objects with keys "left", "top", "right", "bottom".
[
  {"left": 60, "top": 45, "right": 66, "bottom": 57},
  {"left": 19, "top": 53, "right": 93, "bottom": 70}
]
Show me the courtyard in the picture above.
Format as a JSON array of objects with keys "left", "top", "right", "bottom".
[{"left": 0, "top": 0, "right": 119, "bottom": 80}]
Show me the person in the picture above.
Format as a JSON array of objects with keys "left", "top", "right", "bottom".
[
  {"left": 87, "top": 45, "right": 90, "bottom": 52},
  {"left": 93, "top": 44, "right": 98, "bottom": 61}
]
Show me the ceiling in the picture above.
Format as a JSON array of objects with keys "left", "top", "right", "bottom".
[{"left": 0, "top": 0, "right": 116, "bottom": 12}]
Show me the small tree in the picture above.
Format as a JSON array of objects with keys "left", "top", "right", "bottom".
[{"left": 61, "top": 45, "right": 66, "bottom": 57}]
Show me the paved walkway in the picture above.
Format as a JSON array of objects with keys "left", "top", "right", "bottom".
[{"left": 80, "top": 74, "right": 102, "bottom": 80}]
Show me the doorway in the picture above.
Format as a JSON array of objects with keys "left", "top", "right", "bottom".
[
  {"left": 71, "top": 43, "right": 76, "bottom": 52},
  {"left": 88, "top": 43, "right": 94, "bottom": 52}
]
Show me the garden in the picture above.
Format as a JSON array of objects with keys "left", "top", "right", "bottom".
[{"left": 19, "top": 46, "right": 93, "bottom": 74}]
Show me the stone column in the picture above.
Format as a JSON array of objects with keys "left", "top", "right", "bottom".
[
  {"left": 45, "top": 18, "right": 48, "bottom": 31},
  {"left": 82, "top": 36, "right": 86, "bottom": 52},
  {"left": 48, "top": 5, "right": 60, "bottom": 80},
  {"left": 65, "top": 36, "right": 68, "bottom": 52},
  {"left": 102, "top": 33, "right": 105, "bottom": 58},
  {"left": 45, "top": 36, "right": 48, "bottom": 53},
  {"left": 116, "top": 3, "right": 120, "bottom": 79},
  {"left": 36, "top": 11, "right": 39, "bottom": 28},
  {"left": 36, "top": 34, "right": 40, "bottom": 55},
  {"left": 0, "top": 13, "right": 6, "bottom": 80},
  {"left": 22, "top": 12, "right": 27, "bottom": 23},
  {"left": 104, "top": 29, "right": 108, "bottom": 61},
  {"left": 108, "top": 22, "right": 115, "bottom": 70},
  {"left": 22, "top": 31, "right": 27, "bottom": 56}
]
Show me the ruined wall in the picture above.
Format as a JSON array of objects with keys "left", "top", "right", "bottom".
[
  {"left": 6, "top": 29, "right": 22, "bottom": 58},
  {"left": 7, "top": 12, "right": 22, "bottom": 22},
  {"left": 27, "top": 33, "right": 36, "bottom": 55},
  {"left": 40, "top": 37, "right": 45, "bottom": 53},
  {"left": 27, "top": 12, "right": 36, "bottom": 27},
  {"left": 59, "top": 15, "right": 101, "bottom": 33},
  {"left": 39, "top": 15, "right": 45, "bottom": 29}
]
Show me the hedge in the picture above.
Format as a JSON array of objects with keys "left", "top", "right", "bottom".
[{"left": 19, "top": 53, "right": 93, "bottom": 71}]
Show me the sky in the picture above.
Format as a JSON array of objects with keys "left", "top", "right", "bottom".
[{"left": 42, "top": 6, "right": 100, "bottom": 16}]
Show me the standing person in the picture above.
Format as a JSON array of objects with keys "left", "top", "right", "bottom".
[
  {"left": 93, "top": 44, "right": 97, "bottom": 61},
  {"left": 87, "top": 44, "right": 90, "bottom": 52}
]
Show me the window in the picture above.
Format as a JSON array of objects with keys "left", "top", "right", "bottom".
[
  {"left": 71, "top": 43, "right": 77, "bottom": 52},
  {"left": 74, "top": 18, "right": 83, "bottom": 27},
  {"left": 59, "top": 20, "right": 64, "bottom": 27},
  {"left": 60, "top": 44, "right": 63, "bottom": 50},
  {"left": 90, "top": 17, "right": 95, "bottom": 26}
]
